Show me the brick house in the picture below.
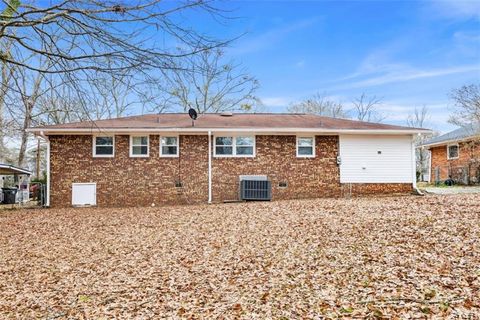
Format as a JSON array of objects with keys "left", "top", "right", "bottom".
[
  {"left": 422, "top": 124, "right": 480, "bottom": 184},
  {"left": 29, "top": 113, "right": 428, "bottom": 207}
]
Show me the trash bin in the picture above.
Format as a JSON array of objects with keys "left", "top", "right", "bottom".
[
  {"left": 2, "top": 188, "right": 18, "bottom": 204},
  {"left": 40, "top": 184, "right": 47, "bottom": 206}
]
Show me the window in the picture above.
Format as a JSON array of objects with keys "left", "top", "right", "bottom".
[
  {"left": 160, "top": 136, "right": 179, "bottom": 157},
  {"left": 130, "top": 135, "right": 149, "bottom": 157},
  {"left": 214, "top": 136, "right": 255, "bottom": 157},
  {"left": 235, "top": 136, "right": 254, "bottom": 155},
  {"left": 447, "top": 144, "right": 459, "bottom": 160},
  {"left": 93, "top": 136, "right": 114, "bottom": 157},
  {"left": 297, "top": 136, "right": 315, "bottom": 157},
  {"left": 215, "top": 137, "right": 233, "bottom": 155}
]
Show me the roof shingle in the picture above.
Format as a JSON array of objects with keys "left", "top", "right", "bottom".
[
  {"left": 422, "top": 123, "right": 480, "bottom": 146},
  {"left": 30, "top": 113, "right": 427, "bottom": 133}
]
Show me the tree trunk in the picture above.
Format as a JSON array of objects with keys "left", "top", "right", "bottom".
[
  {"left": 17, "top": 102, "right": 32, "bottom": 167},
  {"left": 0, "top": 62, "right": 9, "bottom": 161},
  {"left": 17, "top": 72, "right": 43, "bottom": 167}
]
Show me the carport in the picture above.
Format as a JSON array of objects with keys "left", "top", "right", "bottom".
[{"left": 0, "top": 164, "right": 32, "bottom": 204}]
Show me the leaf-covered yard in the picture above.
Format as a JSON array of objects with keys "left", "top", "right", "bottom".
[{"left": 0, "top": 194, "right": 479, "bottom": 319}]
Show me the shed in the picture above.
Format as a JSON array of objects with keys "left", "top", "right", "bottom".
[
  {"left": 0, "top": 164, "right": 32, "bottom": 203},
  {"left": 0, "top": 163, "right": 32, "bottom": 176}
]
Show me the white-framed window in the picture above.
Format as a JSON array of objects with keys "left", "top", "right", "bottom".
[
  {"left": 214, "top": 135, "right": 255, "bottom": 157},
  {"left": 93, "top": 136, "right": 114, "bottom": 157},
  {"left": 160, "top": 136, "right": 179, "bottom": 157},
  {"left": 130, "top": 135, "right": 149, "bottom": 157},
  {"left": 296, "top": 136, "right": 315, "bottom": 158},
  {"left": 447, "top": 143, "right": 459, "bottom": 160}
]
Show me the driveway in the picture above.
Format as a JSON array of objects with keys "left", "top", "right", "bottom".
[{"left": 423, "top": 186, "right": 480, "bottom": 194}]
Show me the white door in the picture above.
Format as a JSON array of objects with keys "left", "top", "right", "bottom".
[
  {"left": 339, "top": 135, "right": 414, "bottom": 183},
  {"left": 72, "top": 183, "right": 96, "bottom": 206}
]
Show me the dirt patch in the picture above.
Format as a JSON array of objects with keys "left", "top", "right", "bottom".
[{"left": 0, "top": 195, "right": 479, "bottom": 318}]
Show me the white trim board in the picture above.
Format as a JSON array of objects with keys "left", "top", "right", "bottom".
[
  {"left": 296, "top": 136, "right": 316, "bottom": 158},
  {"left": 159, "top": 135, "right": 179, "bottom": 157},
  {"left": 92, "top": 135, "right": 115, "bottom": 158},
  {"left": 28, "top": 127, "right": 429, "bottom": 135},
  {"left": 129, "top": 135, "right": 150, "bottom": 158}
]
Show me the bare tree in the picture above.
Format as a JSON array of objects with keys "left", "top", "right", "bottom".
[
  {"left": 7, "top": 60, "right": 50, "bottom": 166},
  {"left": 88, "top": 68, "right": 141, "bottom": 119},
  {"left": 151, "top": 48, "right": 260, "bottom": 113},
  {"left": 0, "top": 54, "right": 13, "bottom": 161},
  {"left": 351, "top": 93, "right": 385, "bottom": 122},
  {"left": 288, "top": 92, "right": 347, "bottom": 118},
  {"left": 0, "top": 0, "right": 228, "bottom": 75},
  {"left": 407, "top": 105, "right": 435, "bottom": 182},
  {"left": 0, "top": 0, "right": 237, "bottom": 166},
  {"left": 449, "top": 84, "right": 480, "bottom": 126},
  {"left": 35, "top": 84, "right": 90, "bottom": 125},
  {"left": 0, "top": 6, "right": 15, "bottom": 161},
  {"left": 406, "top": 105, "right": 429, "bottom": 128}
]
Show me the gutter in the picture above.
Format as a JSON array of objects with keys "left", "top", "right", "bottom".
[
  {"left": 420, "top": 134, "right": 480, "bottom": 149},
  {"left": 26, "top": 127, "right": 432, "bottom": 135},
  {"left": 39, "top": 131, "right": 50, "bottom": 207},
  {"left": 0, "top": 164, "right": 32, "bottom": 175}
]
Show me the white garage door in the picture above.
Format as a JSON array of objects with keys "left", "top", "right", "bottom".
[
  {"left": 72, "top": 183, "right": 97, "bottom": 206},
  {"left": 339, "top": 135, "right": 414, "bottom": 183}
]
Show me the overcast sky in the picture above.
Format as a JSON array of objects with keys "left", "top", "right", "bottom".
[{"left": 197, "top": 0, "right": 480, "bottom": 133}]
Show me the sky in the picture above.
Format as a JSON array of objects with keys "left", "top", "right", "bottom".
[{"left": 193, "top": 0, "right": 480, "bottom": 133}]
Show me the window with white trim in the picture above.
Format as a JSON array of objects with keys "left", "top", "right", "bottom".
[
  {"left": 160, "top": 136, "right": 179, "bottom": 157},
  {"left": 297, "top": 136, "right": 315, "bottom": 157},
  {"left": 447, "top": 144, "right": 459, "bottom": 160},
  {"left": 93, "top": 136, "right": 114, "bottom": 157},
  {"left": 214, "top": 136, "right": 255, "bottom": 157},
  {"left": 130, "top": 135, "right": 149, "bottom": 157}
]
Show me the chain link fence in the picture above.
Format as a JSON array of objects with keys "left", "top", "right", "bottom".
[{"left": 433, "top": 163, "right": 480, "bottom": 185}]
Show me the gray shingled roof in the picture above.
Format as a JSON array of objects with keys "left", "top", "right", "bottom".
[{"left": 422, "top": 123, "right": 480, "bottom": 146}]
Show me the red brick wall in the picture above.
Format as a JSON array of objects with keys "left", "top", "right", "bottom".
[
  {"left": 430, "top": 141, "right": 480, "bottom": 183},
  {"left": 49, "top": 134, "right": 412, "bottom": 207},
  {"left": 212, "top": 135, "right": 341, "bottom": 201},
  {"left": 342, "top": 183, "right": 413, "bottom": 196},
  {"left": 50, "top": 135, "right": 208, "bottom": 207}
]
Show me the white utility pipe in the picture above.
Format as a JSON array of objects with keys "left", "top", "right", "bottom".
[
  {"left": 208, "top": 130, "right": 212, "bottom": 204},
  {"left": 412, "top": 134, "right": 423, "bottom": 195},
  {"left": 412, "top": 134, "right": 418, "bottom": 189},
  {"left": 39, "top": 131, "right": 50, "bottom": 207}
]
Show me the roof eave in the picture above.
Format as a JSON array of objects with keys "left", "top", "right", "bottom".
[
  {"left": 0, "top": 164, "right": 32, "bottom": 175},
  {"left": 27, "top": 127, "right": 431, "bottom": 135},
  {"left": 421, "top": 135, "right": 480, "bottom": 148}
]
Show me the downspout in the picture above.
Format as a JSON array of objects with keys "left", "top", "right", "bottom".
[
  {"left": 428, "top": 148, "right": 432, "bottom": 184},
  {"left": 39, "top": 131, "right": 50, "bottom": 206},
  {"left": 208, "top": 130, "right": 212, "bottom": 204},
  {"left": 412, "top": 134, "right": 423, "bottom": 195}
]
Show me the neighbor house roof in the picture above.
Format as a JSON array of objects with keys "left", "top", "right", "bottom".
[
  {"left": 421, "top": 123, "right": 480, "bottom": 148},
  {"left": 28, "top": 113, "right": 429, "bottom": 135},
  {"left": 0, "top": 163, "right": 32, "bottom": 176}
]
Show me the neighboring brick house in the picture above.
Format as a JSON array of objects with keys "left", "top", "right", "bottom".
[
  {"left": 422, "top": 124, "right": 480, "bottom": 184},
  {"left": 29, "top": 113, "right": 428, "bottom": 207}
]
